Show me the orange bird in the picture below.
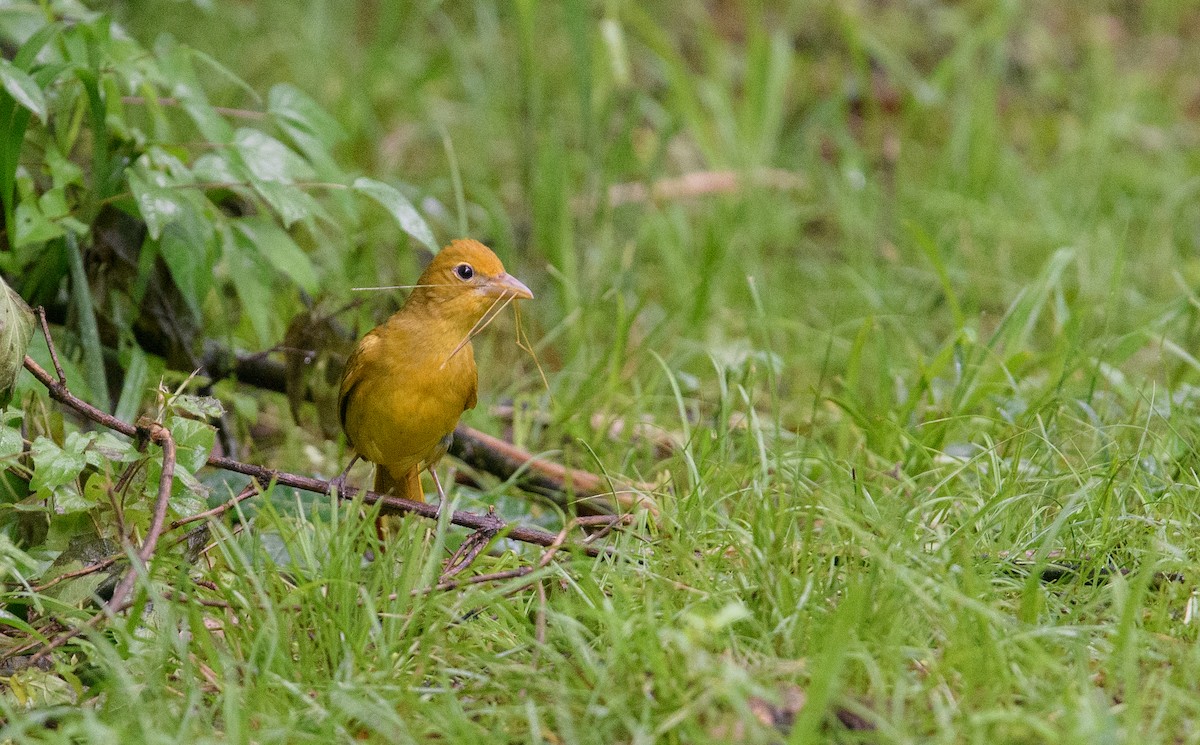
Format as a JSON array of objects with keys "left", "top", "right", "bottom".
[{"left": 337, "top": 239, "right": 533, "bottom": 503}]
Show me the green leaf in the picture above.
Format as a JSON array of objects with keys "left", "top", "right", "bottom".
[
  {"left": 234, "top": 217, "right": 319, "bottom": 295},
  {"left": 189, "top": 47, "right": 262, "bottom": 105},
  {"left": 0, "top": 425, "right": 22, "bottom": 460},
  {"left": 114, "top": 344, "right": 149, "bottom": 424},
  {"left": 168, "top": 416, "right": 216, "bottom": 473},
  {"left": 191, "top": 152, "right": 240, "bottom": 184},
  {"left": 159, "top": 225, "right": 215, "bottom": 321},
  {"left": 0, "top": 58, "right": 46, "bottom": 122},
  {"left": 12, "top": 201, "right": 64, "bottom": 248},
  {"left": 127, "top": 170, "right": 188, "bottom": 241},
  {"left": 12, "top": 22, "right": 60, "bottom": 70},
  {"left": 0, "top": 275, "right": 35, "bottom": 407},
  {"left": 65, "top": 234, "right": 110, "bottom": 411},
  {"left": 352, "top": 177, "right": 438, "bottom": 253},
  {"left": 233, "top": 128, "right": 314, "bottom": 183},
  {"left": 88, "top": 432, "right": 140, "bottom": 464},
  {"left": 171, "top": 394, "right": 225, "bottom": 420},
  {"left": 268, "top": 83, "right": 345, "bottom": 146},
  {"left": 154, "top": 34, "right": 233, "bottom": 145},
  {"left": 29, "top": 437, "right": 87, "bottom": 495},
  {"left": 252, "top": 179, "right": 326, "bottom": 228},
  {"left": 226, "top": 234, "right": 276, "bottom": 346}
]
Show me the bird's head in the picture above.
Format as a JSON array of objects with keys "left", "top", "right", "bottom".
[{"left": 405, "top": 239, "right": 533, "bottom": 330}]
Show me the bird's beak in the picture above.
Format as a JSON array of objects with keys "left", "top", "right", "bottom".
[{"left": 483, "top": 273, "right": 534, "bottom": 300}]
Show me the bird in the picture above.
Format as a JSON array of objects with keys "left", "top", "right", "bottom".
[{"left": 336, "top": 238, "right": 533, "bottom": 505}]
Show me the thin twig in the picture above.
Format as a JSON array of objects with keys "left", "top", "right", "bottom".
[
  {"left": 534, "top": 580, "right": 547, "bottom": 646},
  {"left": 29, "top": 601, "right": 134, "bottom": 665},
  {"left": 32, "top": 555, "right": 121, "bottom": 593},
  {"left": 417, "top": 566, "right": 534, "bottom": 595},
  {"left": 107, "top": 422, "right": 177, "bottom": 611},
  {"left": 35, "top": 307, "right": 67, "bottom": 385},
  {"left": 440, "top": 505, "right": 508, "bottom": 581},
  {"left": 168, "top": 482, "right": 262, "bottom": 530}
]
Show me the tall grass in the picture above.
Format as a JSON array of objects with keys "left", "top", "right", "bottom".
[{"left": 7, "top": 0, "right": 1200, "bottom": 741}]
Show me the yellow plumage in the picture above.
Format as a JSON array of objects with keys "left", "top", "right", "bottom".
[{"left": 338, "top": 239, "right": 532, "bottom": 503}]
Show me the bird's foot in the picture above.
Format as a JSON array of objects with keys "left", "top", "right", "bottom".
[
  {"left": 430, "top": 468, "right": 449, "bottom": 519},
  {"left": 329, "top": 455, "right": 360, "bottom": 497}
]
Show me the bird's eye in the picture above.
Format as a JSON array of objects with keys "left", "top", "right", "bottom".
[{"left": 454, "top": 263, "right": 475, "bottom": 281}]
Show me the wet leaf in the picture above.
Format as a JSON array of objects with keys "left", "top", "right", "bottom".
[
  {"left": 0, "top": 58, "right": 46, "bottom": 122},
  {"left": 268, "top": 83, "right": 345, "bottom": 146},
  {"left": 352, "top": 177, "right": 438, "bottom": 253},
  {"left": 234, "top": 217, "right": 319, "bottom": 294},
  {"left": 168, "top": 416, "right": 217, "bottom": 473},
  {"left": 234, "top": 128, "right": 314, "bottom": 183},
  {"left": 171, "top": 394, "right": 225, "bottom": 421},
  {"left": 0, "top": 277, "right": 34, "bottom": 407}
]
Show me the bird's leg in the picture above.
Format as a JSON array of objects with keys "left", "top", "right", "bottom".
[
  {"left": 329, "top": 454, "right": 360, "bottom": 496},
  {"left": 429, "top": 467, "right": 448, "bottom": 519}
]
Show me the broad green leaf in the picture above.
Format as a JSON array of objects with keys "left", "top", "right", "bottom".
[
  {"left": 191, "top": 152, "right": 240, "bottom": 184},
  {"left": 65, "top": 234, "right": 110, "bottom": 411},
  {"left": 271, "top": 114, "right": 342, "bottom": 178},
  {"left": 168, "top": 416, "right": 217, "bottom": 473},
  {"left": 234, "top": 217, "right": 319, "bottom": 294},
  {"left": 12, "top": 201, "right": 64, "bottom": 248},
  {"left": 0, "top": 425, "right": 22, "bottom": 460},
  {"left": 233, "top": 128, "right": 314, "bottom": 183},
  {"left": 189, "top": 47, "right": 262, "bottom": 105},
  {"left": 171, "top": 394, "right": 225, "bottom": 420},
  {"left": 127, "top": 170, "right": 188, "bottom": 240},
  {"left": 45, "top": 143, "right": 83, "bottom": 189},
  {"left": 252, "top": 179, "right": 326, "bottom": 228},
  {"left": 0, "top": 275, "right": 34, "bottom": 407},
  {"left": 226, "top": 234, "right": 276, "bottom": 346},
  {"left": 0, "top": 58, "right": 46, "bottom": 122},
  {"left": 154, "top": 34, "right": 233, "bottom": 145},
  {"left": 268, "top": 83, "right": 345, "bottom": 145},
  {"left": 29, "top": 437, "right": 87, "bottom": 494},
  {"left": 12, "top": 22, "right": 60, "bottom": 70},
  {"left": 352, "top": 177, "right": 438, "bottom": 253},
  {"left": 113, "top": 344, "right": 149, "bottom": 424},
  {"left": 88, "top": 432, "right": 140, "bottom": 464},
  {"left": 170, "top": 469, "right": 209, "bottom": 515},
  {"left": 159, "top": 225, "right": 215, "bottom": 321}
]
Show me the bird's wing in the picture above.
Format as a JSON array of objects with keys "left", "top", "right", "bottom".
[
  {"left": 464, "top": 376, "right": 477, "bottom": 411},
  {"left": 338, "top": 333, "right": 381, "bottom": 437}
]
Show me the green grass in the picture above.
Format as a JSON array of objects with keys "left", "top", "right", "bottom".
[{"left": 8, "top": 0, "right": 1200, "bottom": 742}]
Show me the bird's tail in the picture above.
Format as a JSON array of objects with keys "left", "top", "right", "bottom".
[{"left": 374, "top": 465, "right": 424, "bottom": 502}]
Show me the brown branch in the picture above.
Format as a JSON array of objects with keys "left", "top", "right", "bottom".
[
  {"left": 452, "top": 425, "right": 658, "bottom": 517},
  {"left": 29, "top": 600, "right": 134, "bottom": 665},
  {"left": 32, "top": 555, "right": 121, "bottom": 593},
  {"left": 23, "top": 355, "right": 137, "bottom": 437},
  {"left": 107, "top": 421, "right": 177, "bottom": 611},
  {"left": 22, "top": 354, "right": 612, "bottom": 559},
  {"left": 440, "top": 511, "right": 502, "bottom": 582},
  {"left": 35, "top": 307, "right": 66, "bottom": 385},
  {"left": 420, "top": 565, "right": 534, "bottom": 594},
  {"left": 169, "top": 482, "right": 262, "bottom": 530}
]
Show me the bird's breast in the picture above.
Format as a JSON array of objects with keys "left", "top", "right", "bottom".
[{"left": 342, "top": 329, "right": 477, "bottom": 470}]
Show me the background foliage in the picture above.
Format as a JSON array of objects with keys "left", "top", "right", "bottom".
[{"left": 4, "top": 0, "right": 1200, "bottom": 742}]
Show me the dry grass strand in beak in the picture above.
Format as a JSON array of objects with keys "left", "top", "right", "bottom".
[
  {"left": 441, "top": 293, "right": 515, "bottom": 368},
  {"left": 514, "top": 303, "right": 550, "bottom": 395}
]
